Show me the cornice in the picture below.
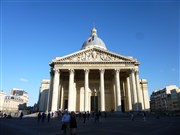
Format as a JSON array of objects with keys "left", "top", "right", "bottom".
[{"left": 53, "top": 61, "right": 136, "bottom": 65}]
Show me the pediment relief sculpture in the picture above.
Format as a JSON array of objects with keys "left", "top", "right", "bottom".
[{"left": 56, "top": 49, "right": 134, "bottom": 62}]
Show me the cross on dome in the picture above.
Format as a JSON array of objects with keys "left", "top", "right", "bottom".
[{"left": 91, "top": 27, "right": 97, "bottom": 36}]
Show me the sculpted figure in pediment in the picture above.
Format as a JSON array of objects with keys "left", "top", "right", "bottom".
[
  {"left": 92, "top": 50, "right": 97, "bottom": 59},
  {"left": 58, "top": 49, "right": 131, "bottom": 62}
]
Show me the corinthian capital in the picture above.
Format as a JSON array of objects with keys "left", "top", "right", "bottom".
[
  {"left": 69, "top": 69, "right": 74, "bottom": 74},
  {"left": 115, "top": 68, "right": 120, "bottom": 74},
  {"left": 134, "top": 69, "right": 139, "bottom": 74},
  {"left": 53, "top": 68, "right": 60, "bottom": 74},
  {"left": 84, "top": 69, "right": 89, "bottom": 74},
  {"left": 130, "top": 68, "right": 135, "bottom": 73},
  {"left": 99, "top": 69, "right": 105, "bottom": 74}
]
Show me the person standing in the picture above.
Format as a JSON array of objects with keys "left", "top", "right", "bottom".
[
  {"left": 70, "top": 111, "right": 77, "bottom": 135},
  {"left": 95, "top": 111, "right": 99, "bottom": 123},
  {"left": 104, "top": 111, "right": 107, "bottom": 120},
  {"left": 20, "top": 112, "right": 23, "bottom": 119},
  {"left": 37, "top": 112, "right": 41, "bottom": 122},
  {"left": 87, "top": 111, "right": 90, "bottom": 120},
  {"left": 61, "top": 110, "right": 70, "bottom": 135},
  {"left": 47, "top": 112, "right": 51, "bottom": 122},
  {"left": 52, "top": 112, "right": 54, "bottom": 118},
  {"left": 83, "top": 112, "right": 86, "bottom": 123},
  {"left": 143, "top": 111, "right": 146, "bottom": 121},
  {"left": 131, "top": 112, "right": 134, "bottom": 121},
  {"left": 41, "top": 112, "right": 46, "bottom": 122},
  {"left": 78, "top": 112, "right": 82, "bottom": 120},
  {"left": 98, "top": 111, "right": 102, "bottom": 122}
]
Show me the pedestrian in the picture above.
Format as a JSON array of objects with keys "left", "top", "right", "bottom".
[
  {"left": 78, "top": 112, "right": 82, "bottom": 120},
  {"left": 70, "top": 111, "right": 77, "bottom": 135},
  {"left": 20, "top": 112, "right": 23, "bottom": 119},
  {"left": 61, "top": 110, "right": 70, "bottom": 135},
  {"left": 143, "top": 111, "right": 146, "bottom": 121},
  {"left": 92, "top": 111, "right": 95, "bottom": 117},
  {"left": 47, "top": 112, "right": 51, "bottom": 122},
  {"left": 95, "top": 111, "right": 99, "bottom": 123},
  {"left": 52, "top": 112, "right": 54, "bottom": 118},
  {"left": 83, "top": 111, "right": 86, "bottom": 123},
  {"left": 87, "top": 111, "right": 90, "bottom": 120},
  {"left": 3, "top": 112, "right": 7, "bottom": 118},
  {"left": 104, "top": 111, "right": 107, "bottom": 119},
  {"left": 37, "top": 112, "right": 41, "bottom": 122},
  {"left": 98, "top": 110, "right": 102, "bottom": 122},
  {"left": 131, "top": 112, "right": 134, "bottom": 121},
  {"left": 41, "top": 112, "right": 46, "bottom": 122}
]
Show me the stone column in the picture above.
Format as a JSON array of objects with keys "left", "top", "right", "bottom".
[
  {"left": 126, "top": 76, "right": 132, "bottom": 111},
  {"left": 84, "top": 69, "right": 89, "bottom": 111},
  {"left": 60, "top": 86, "right": 64, "bottom": 109},
  {"left": 46, "top": 69, "right": 54, "bottom": 112},
  {"left": 135, "top": 69, "right": 144, "bottom": 110},
  {"left": 80, "top": 88, "right": 84, "bottom": 112},
  {"left": 68, "top": 69, "right": 74, "bottom": 111},
  {"left": 100, "top": 69, "right": 105, "bottom": 111},
  {"left": 113, "top": 81, "right": 117, "bottom": 111},
  {"left": 115, "top": 69, "right": 121, "bottom": 111},
  {"left": 73, "top": 82, "right": 77, "bottom": 111},
  {"left": 51, "top": 69, "right": 60, "bottom": 112},
  {"left": 131, "top": 69, "right": 138, "bottom": 111}
]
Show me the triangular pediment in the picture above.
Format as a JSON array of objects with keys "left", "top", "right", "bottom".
[{"left": 53, "top": 47, "right": 137, "bottom": 63}]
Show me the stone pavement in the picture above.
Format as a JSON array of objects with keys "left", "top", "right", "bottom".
[{"left": 0, "top": 113, "right": 180, "bottom": 135}]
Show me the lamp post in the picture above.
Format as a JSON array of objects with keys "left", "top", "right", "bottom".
[
  {"left": 164, "top": 99, "right": 167, "bottom": 112},
  {"left": 94, "top": 89, "right": 96, "bottom": 112}
]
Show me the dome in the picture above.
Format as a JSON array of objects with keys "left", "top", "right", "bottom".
[{"left": 81, "top": 28, "right": 107, "bottom": 50}]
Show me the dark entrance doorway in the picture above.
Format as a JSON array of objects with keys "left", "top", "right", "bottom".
[
  {"left": 64, "top": 100, "right": 68, "bottom": 110},
  {"left": 121, "top": 100, "right": 125, "bottom": 112},
  {"left": 91, "top": 96, "right": 98, "bottom": 112}
]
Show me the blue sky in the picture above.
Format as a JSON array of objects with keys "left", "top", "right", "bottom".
[{"left": 0, "top": 0, "right": 179, "bottom": 106}]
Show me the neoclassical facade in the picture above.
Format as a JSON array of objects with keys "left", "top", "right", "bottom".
[
  {"left": 38, "top": 80, "right": 50, "bottom": 111},
  {"left": 46, "top": 28, "right": 150, "bottom": 112}
]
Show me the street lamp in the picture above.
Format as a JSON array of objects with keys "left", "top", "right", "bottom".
[{"left": 94, "top": 89, "right": 96, "bottom": 112}]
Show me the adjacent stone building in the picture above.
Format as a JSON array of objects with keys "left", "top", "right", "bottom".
[
  {"left": 10, "top": 88, "right": 28, "bottom": 105},
  {"left": 171, "top": 88, "right": 180, "bottom": 112},
  {"left": 3, "top": 96, "right": 24, "bottom": 111},
  {"left": 150, "top": 85, "right": 180, "bottom": 113},
  {"left": 38, "top": 80, "right": 50, "bottom": 112},
  {"left": 139, "top": 79, "right": 149, "bottom": 111},
  {"left": 40, "top": 28, "right": 150, "bottom": 112},
  {"left": 0, "top": 91, "right": 6, "bottom": 111},
  {"left": 0, "top": 89, "right": 28, "bottom": 112}
]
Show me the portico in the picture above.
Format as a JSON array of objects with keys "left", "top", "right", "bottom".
[{"left": 46, "top": 28, "right": 150, "bottom": 112}]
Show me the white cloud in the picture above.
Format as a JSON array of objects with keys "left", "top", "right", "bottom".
[
  {"left": 171, "top": 68, "right": 176, "bottom": 72},
  {"left": 20, "top": 78, "right": 29, "bottom": 82}
]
